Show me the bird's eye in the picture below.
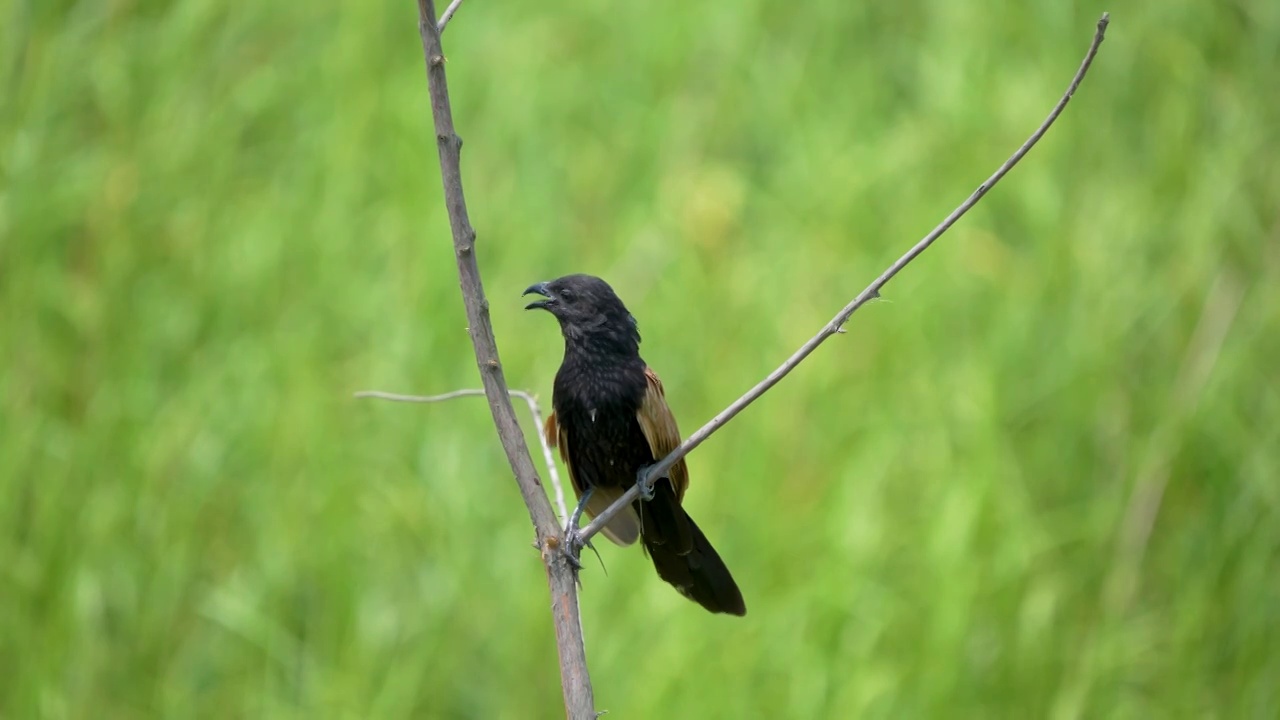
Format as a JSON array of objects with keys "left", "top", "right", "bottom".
[{"left": 560, "top": 288, "right": 576, "bottom": 302}]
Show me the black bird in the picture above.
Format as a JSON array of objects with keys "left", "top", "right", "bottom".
[{"left": 525, "top": 274, "right": 746, "bottom": 616}]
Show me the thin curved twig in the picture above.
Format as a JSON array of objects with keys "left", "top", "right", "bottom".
[
  {"left": 578, "top": 12, "right": 1113, "bottom": 546},
  {"left": 436, "top": 0, "right": 466, "bottom": 32},
  {"left": 355, "top": 389, "right": 571, "bottom": 524}
]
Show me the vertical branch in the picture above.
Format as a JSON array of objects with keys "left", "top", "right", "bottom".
[{"left": 412, "top": 1, "right": 595, "bottom": 717}]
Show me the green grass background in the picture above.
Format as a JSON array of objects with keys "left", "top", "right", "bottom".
[{"left": 4, "top": 0, "right": 1278, "bottom": 717}]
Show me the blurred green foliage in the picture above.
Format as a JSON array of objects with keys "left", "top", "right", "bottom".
[{"left": 3, "top": 0, "right": 1278, "bottom": 717}]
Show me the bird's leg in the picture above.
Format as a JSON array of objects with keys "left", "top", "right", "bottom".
[
  {"left": 565, "top": 487, "right": 593, "bottom": 538},
  {"left": 561, "top": 487, "right": 594, "bottom": 566},
  {"left": 635, "top": 465, "right": 657, "bottom": 501}
]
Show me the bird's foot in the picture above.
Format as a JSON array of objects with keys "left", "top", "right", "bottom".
[
  {"left": 635, "top": 466, "right": 657, "bottom": 501},
  {"left": 559, "top": 487, "right": 593, "bottom": 568},
  {"left": 560, "top": 528, "right": 598, "bottom": 571},
  {"left": 560, "top": 530, "right": 585, "bottom": 569}
]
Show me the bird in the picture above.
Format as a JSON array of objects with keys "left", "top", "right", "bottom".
[{"left": 524, "top": 273, "right": 746, "bottom": 616}]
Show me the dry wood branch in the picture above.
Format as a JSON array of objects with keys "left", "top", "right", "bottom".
[
  {"left": 355, "top": 389, "right": 571, "bottom": 524},
  {"left": 412, "top": 0, "right": 595, "bottom": 717},
  {"left": 577, "top": 12, "right": 1112, "bottom": 545}
]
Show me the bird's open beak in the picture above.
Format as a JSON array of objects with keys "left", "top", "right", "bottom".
[{"left": 523, "top": 282, "right": 553, "bottom": 311}]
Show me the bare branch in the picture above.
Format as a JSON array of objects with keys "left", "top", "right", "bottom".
[
  {"left": 355, "top": 388, "right": 571, "bottom": 524},
  {"left": 437, "top": 0, "right": 466, "bottom": 33},
  {"left": 578, "top": 12, "right": 1112, "bottom": 546},
  {"left": 411, "top": 1, "right": 595, "bottom": 717}
]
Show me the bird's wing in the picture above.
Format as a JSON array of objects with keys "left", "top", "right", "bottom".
[
  {"left": 636, "top": 367, "right": 689, "bottom": 503},
  {"left": 544, "top": 410, "right": 640, "bottom": 546}
]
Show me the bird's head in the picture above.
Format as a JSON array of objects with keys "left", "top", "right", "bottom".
[{"left": 524, "top": 274, "right": 640, "bottom": 348}]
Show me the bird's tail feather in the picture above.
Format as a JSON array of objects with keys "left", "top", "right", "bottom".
[
  {"left": 639, "top": 480, "right": 693, "bottom": 553},
  {"left": 642, "top": 489, "right": 746, "bottom": 616}
]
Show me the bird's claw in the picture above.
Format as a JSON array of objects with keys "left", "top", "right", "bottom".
[
  {"left": 635, "top": 466, "right": 657, "bottom": 501},
  {"left": 560, "top": 528, "right": 589, "bottom": 570},
  {"left": 562, "top": 546, "right": 583, "bottom": 570}
]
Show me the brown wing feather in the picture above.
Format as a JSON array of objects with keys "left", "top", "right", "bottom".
[
  {"left": 543, "top": 410, "right": 641, "bottom": 546},
  {"left": 543, "top": 411, "right": 562, "bottom": 455},
  {"left": 636, "top": 367, "right": 689, "bottom": 503}
]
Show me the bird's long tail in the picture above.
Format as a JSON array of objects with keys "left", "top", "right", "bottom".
[{"left": 641, "top": 482, "right": 746, "bottom": 616}]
